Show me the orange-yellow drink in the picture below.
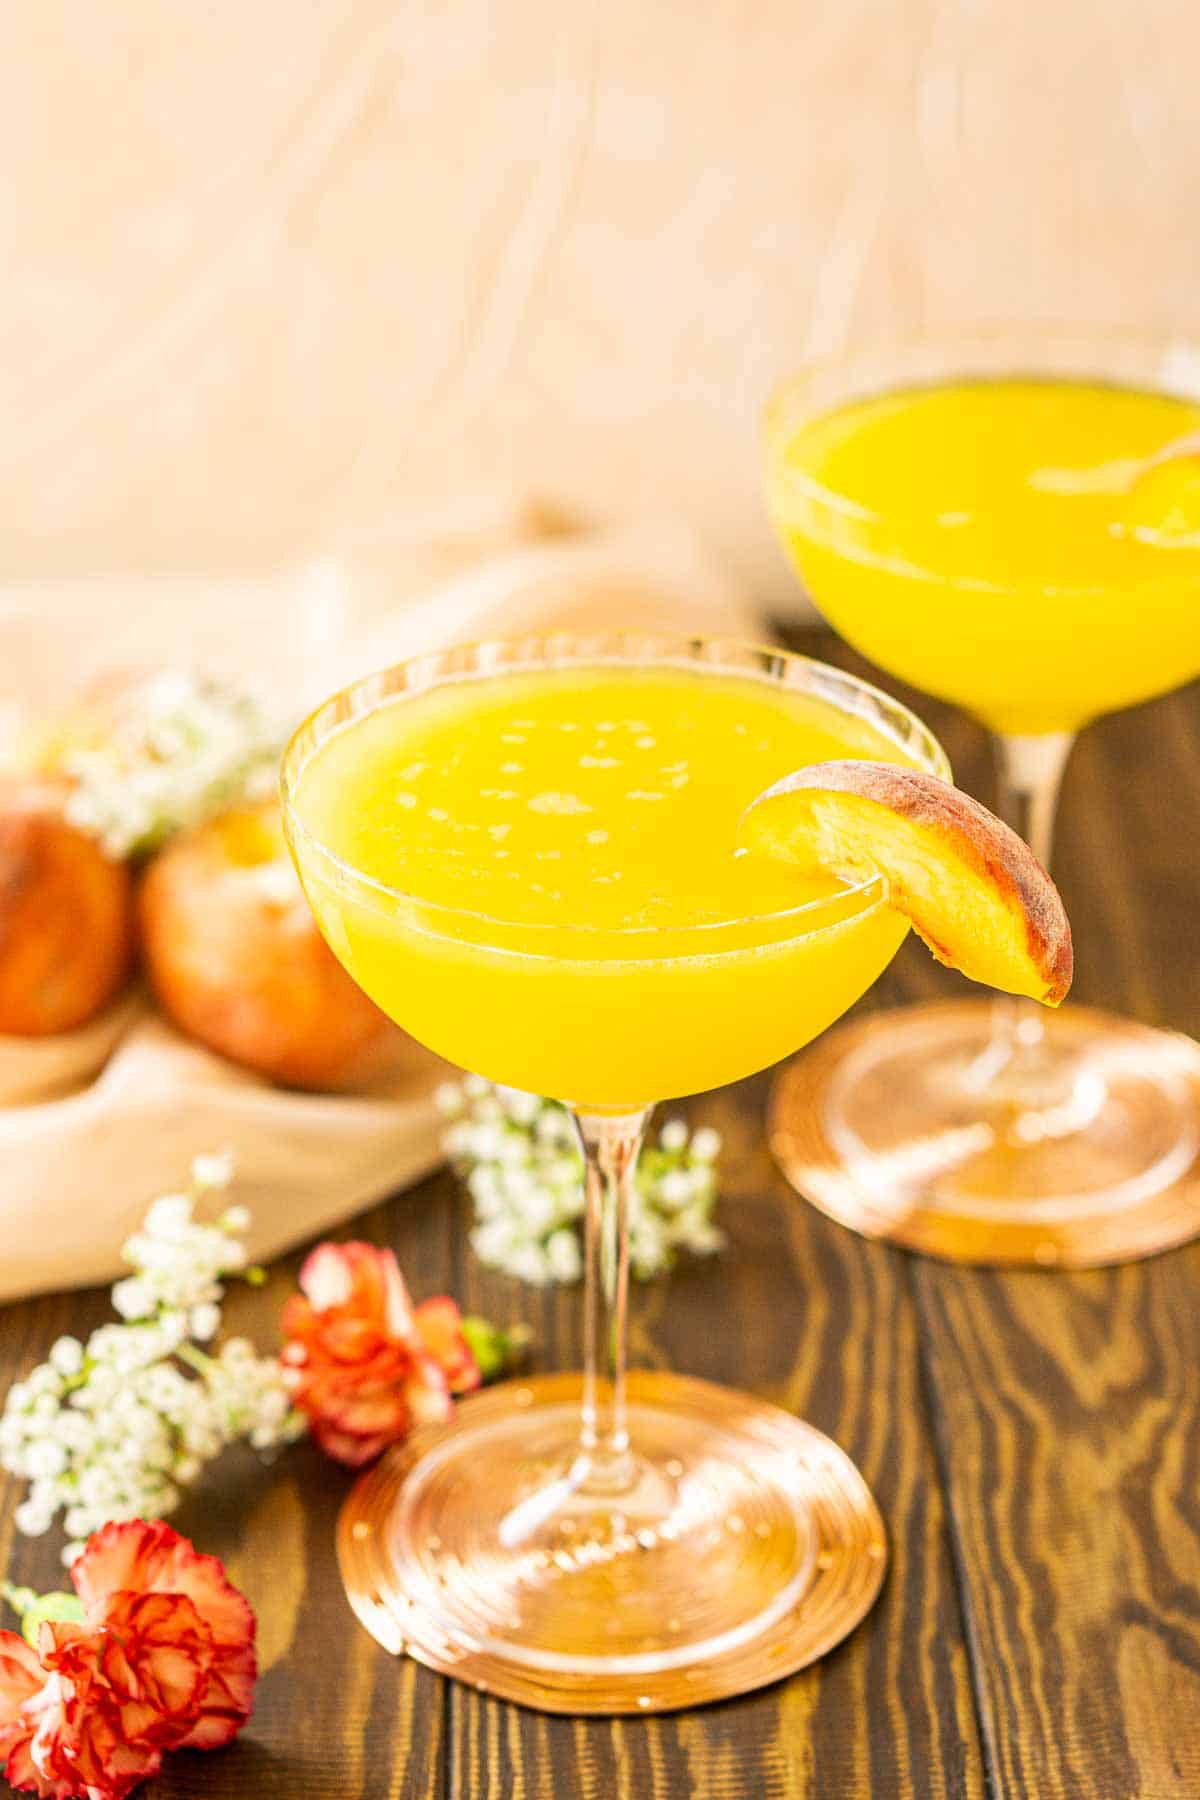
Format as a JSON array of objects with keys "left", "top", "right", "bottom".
[
  {"left": 287, "top": 662, "right": 928, "bottom": 1104},
  {"left": 767, "top": 378, "right": 1200, "bottom": 734}
]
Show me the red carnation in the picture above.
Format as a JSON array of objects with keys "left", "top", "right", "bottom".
[
  {"left": 0, "top": 1521, "right": 256, "bottom": 1800},
  {"left": 0, "top": 1622, "right": 165, "bottom": 1800},
  {"left": 414, "top": 1296, "right": 482, "bottom": 1397},
  {"left": 72, "top": 1519, "right": 256, "bottom": 1751},
  {"left": 280, "top": 1242, "right": 478, "bottom": 1466}
]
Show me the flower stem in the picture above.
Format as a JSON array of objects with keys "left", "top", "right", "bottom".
[{"left": 176, "top": 1343, "right": 217, "bottom": 1378}]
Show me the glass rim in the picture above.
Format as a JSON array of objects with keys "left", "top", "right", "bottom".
[
  {"left": 279, "top": 631, "right": 950, "bottom": 950},
  {"left": 764, "top": 322, "right": 1200, "bottom": 580}
]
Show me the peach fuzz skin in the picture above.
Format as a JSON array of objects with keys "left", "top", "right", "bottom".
[{"left": 740, "top": 761, "right": 1072, "bottom": 1007}]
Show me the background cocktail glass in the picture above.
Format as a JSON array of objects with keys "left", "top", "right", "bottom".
[
  {"left": 281, "top": 633, "right": 947, "bottom": 1702},
  {"left": 765, "top": 329, "right": 1200, "bottom": 1264}
]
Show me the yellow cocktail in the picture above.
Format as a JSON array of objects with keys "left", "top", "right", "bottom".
[
  {"left": 290, "top": 660, "right": 933, "bottom": 1104},
  {"left": 763, "top": 333, "right": 1200, "bottom": 1265},
  {"left": 280, "top": 634, "right": 946, "bottom": 1707},
  {"left": 767, "top": 375, "right": 1200, "bottom": 734}
]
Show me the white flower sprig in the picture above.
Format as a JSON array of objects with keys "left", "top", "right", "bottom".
[
  {"left": 0, "top": 1155, "right": 304, "bottom": 1566},
  {"left": 440, "top": 1078, "right": 724, "bottom": 1285},
  {"left": 59, "top": 670, "right": 282, "bottom": 859}
]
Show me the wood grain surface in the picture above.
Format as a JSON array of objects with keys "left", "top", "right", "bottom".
[
  {"left": 447, "top": 1084, "right": 982, "bottom": 1800},
  {"left": 2, "top": 635, "right": 1199, "bottom": 1797}
]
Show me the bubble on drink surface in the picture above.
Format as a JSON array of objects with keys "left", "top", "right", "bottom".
[{"left": 528, "top": 791, "right": 591, "bottom": 816}]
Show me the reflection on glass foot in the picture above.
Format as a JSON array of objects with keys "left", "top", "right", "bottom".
[
  {"left": 771, "top": 999, "right": 1200, "bottom": 1267},
  {"left": 338, "top": 1372, "right": 887, "bottom": 1714}
]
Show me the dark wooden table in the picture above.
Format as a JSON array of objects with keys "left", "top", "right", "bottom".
[{"left": 3, "top": 635, "right": 1200, "bottom": 1799}]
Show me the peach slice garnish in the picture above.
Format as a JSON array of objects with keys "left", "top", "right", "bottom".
[{"left": 739, "top": 762, "right": 1073, "bottom": 1005}]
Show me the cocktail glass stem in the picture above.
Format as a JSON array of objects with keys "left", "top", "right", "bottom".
[
  {"left": 994, "top": 731, "right": 1073, "bottom": 871},
  {"left": 964, "top": 730, "right": 1078, "bottom": 1103},
  {"left": 570, "top": 1106, "right": 653, "bottom": 1496}
]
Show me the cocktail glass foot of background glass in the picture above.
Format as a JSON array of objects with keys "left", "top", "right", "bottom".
[
  {"left": 770, "top": 999, "right": 1200, "bottom": 1267},
  {"left": 337, "top": 1371, "right": 886, "bottom": 1713}
]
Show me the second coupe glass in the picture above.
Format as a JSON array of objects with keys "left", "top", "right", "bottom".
[{"left": 765, "top": 329, "right": 1200, "bottom": 1265}]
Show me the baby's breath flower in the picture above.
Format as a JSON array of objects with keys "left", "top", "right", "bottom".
[
  {"left": 500, "top": 1088, "right": 541, "bottom": 1127},
  {"left": 0, "top": 1154, "right": 304, "bottom": 1552},
  {"left": 145, "top": 1194, "right": 193, "bottom": 1237},
  {"left": 630, "top": 1212, "right": 670, "bottom": 1280},
  {"left": 659, "top": 1118, "right": 689, "bottom": 1153},
  {"left": 506, "top": 1243, "right": 557, "bottom": 1285},
  {"left": 24, "top": 1440, "right": 68, "bottom": 1481},
  {"left": 48, "top": 1338, "right": 85, "bottom": 1378},
  {"left": 189, "top": 1303, "right": 222, "bottom": 1342},
  {"left": 27, "top": 1368, "right": 64, "bottom": 1400},
  {"left": 443, "top": 1081, "right": 724, "bottom": 1285},
  {"left": 14, "top": 1501, "right": 53, "bottom": 1538},
  {"left": 192, "top": 1150, "right": 235, "bottom": 1191},
  {"left": 59, "top": 671, "right": 283, "bottom": 860},
  {"left": 112, "top": 1277, "right": 154, "bottom": 1321},
  {"left": 655, "top": 1169, "right": 693, "bottom": 1209},
  {"left": 546, "top": 1229, "right": 583, "bottom": 1284},
  {"left": 690, "top": 1127, "right": 722, "bottom": 1163}
]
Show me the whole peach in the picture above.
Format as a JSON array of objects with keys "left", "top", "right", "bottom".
[
  {"left": 0, "top": 776, "right": 135, "bottom": 1035},
  {"left": 139, "top": 800, "right": 400, "bottom": 1089}
]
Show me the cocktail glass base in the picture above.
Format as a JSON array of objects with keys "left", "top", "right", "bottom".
[
  {"left": 770, "top": 999, "right": 1200, "bottom": 1267},
  {"left": 337, "top": 1371, "right": 886, "bottom": 1713}
]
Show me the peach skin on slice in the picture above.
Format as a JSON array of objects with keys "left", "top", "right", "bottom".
[{"left": 739, "top": 762, "right": 1072, "bottom": 1005}]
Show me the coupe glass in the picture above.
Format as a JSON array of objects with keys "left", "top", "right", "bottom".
[
  {"left": 765, "top": 329, "right": 1200, "bottom": 1264},
  {"left": 281, "top": 633, "right": 946, "bottom": 1706}
]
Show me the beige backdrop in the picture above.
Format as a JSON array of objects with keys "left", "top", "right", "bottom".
[{"left": 3, "top": 1, "right": 1199, "bottom": 607}]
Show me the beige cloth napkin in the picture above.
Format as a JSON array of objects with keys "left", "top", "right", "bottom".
[{"left": 0, "top": 520, "right": 761, "bottom": 1301}]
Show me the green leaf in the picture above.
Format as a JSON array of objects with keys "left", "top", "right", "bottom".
[
  {"left": 462, "top": 1317, "right": 532, "bottom": 1384},
  {"left": 17, "top": 1591, "right": 84, "bottom": 1649}
]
